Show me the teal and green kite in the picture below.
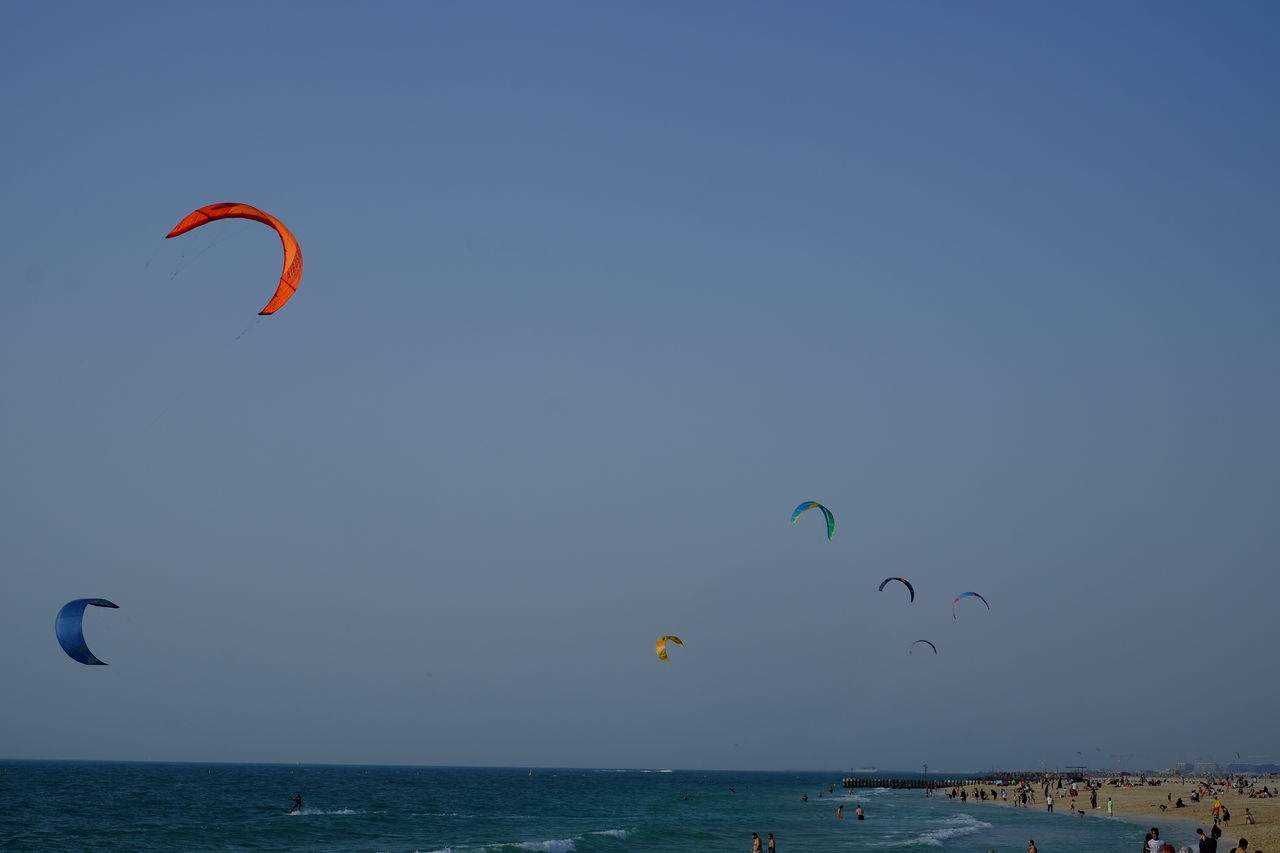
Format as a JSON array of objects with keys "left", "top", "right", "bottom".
[{"left": 791, "top": 501, "right": 835, "bottom": 539}]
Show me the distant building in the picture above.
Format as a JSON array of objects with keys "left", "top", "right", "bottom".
[
  {"left": 1174, "top": 763, "right": 1188, "bottom": 774},
  {"left": 1194, "top": 762, "right": 1218, "bottom": 773}
]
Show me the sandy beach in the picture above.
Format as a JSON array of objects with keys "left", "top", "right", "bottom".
[{"left": 961, "top": 777, "right": 1280, "bottom": 852}]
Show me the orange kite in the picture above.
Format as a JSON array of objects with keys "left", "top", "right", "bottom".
[{"left": 166, "top": 203, "right": 302, "bottom": 315}]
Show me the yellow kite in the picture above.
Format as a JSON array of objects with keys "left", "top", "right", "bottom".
[{"left": 655, "top": 635, "right": 684, "bottom": 661}]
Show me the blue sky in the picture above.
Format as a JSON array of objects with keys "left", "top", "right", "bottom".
[{"left": 3, "top": 1, "right": 1278, "bottom": 772}]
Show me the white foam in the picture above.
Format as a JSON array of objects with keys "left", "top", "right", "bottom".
[
  {"left": 435, "top": 828, "right": 624, "bottom": 852},
  {"left": 515, "top": 839, "right": 576, "bottom": 853},
  {"left": 877, "top": 813, "right": 994, "bottom": 848}
]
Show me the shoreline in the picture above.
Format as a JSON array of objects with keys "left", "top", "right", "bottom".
[{"left": 948, "top": 777, "right": 1280, "bottom": 852}]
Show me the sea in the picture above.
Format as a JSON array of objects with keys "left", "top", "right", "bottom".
[{"left": 0, "top": 762, "right": 1200, "bottom": 852}]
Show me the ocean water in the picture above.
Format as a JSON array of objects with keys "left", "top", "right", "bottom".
[{"left": 0, "top": 762, "right": 1196, "bottom": 852}]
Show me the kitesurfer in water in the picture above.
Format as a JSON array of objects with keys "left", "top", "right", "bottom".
[{"left": 291, "top": 794, "right": 302, "bottom": 813}]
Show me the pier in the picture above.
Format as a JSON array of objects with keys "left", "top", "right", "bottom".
[
  {"left": 843, "top": 773, "right": 1027, "bottom": 790},
  {"left": 843, "top": 778, "right": 952, "bottom": 790}
]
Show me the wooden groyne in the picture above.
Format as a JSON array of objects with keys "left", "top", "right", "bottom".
[
  {"left": 843, "top": 778, "right": 952, "bottom": 789},
  {"left": 843, "top": 772, "right": 1051, "bottom": 790},
  {"left": 842, "top": 777, "right": 995, "bottom": 789}
]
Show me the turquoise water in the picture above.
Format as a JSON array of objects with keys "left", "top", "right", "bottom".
[{"left": 0, "top": 762, "right": 1191, "bottom": 852}]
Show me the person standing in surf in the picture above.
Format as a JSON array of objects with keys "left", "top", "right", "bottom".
[{"left": 290, "top": 793, "right": 302, "bottom": 813}]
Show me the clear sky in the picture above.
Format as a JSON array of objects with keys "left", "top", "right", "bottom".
[{"left": 3, "top": 1, "right": 1277, "bottom": 773}]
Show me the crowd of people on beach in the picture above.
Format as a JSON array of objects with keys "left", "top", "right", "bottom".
[
  {"left": 1171, "top": 777, "right": 1272, "bottom": 832},
  {"left": 949, "top": 772, "right": 1277, "bottom": 853},
  {"left": 943, "top": 776, "right": 1103, "bottom": 816},
  {"left": 784, "top": 773, "right": 1276, "bottom": 852},
  {"left": 1144, "top": 823, "right": 1257, "bottom": 853}
]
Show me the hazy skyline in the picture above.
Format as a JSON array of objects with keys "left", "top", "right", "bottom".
[{"left": 3, "top": 1, "right": 1278, "bottom": 772}]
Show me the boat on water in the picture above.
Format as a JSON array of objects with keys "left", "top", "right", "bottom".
[{"left": 849, "top": 767, "right": 878, "bottom": 773}]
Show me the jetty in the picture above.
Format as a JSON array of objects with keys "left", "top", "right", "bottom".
[
  {"left": 843, "top": 773, "right": 1031, "bottom": 790},
  {"left": 843, "top": 777, "right": 952, "bottom": 790}
]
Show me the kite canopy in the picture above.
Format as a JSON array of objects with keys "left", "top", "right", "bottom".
[
  {"left": 791, "top": 501, "right": 835, "bottom": 539},
  {"left": 165, "top": 202, "right": 302, "bottom": 315},
  {"left": 55, "top": 598, "right": 119, "bottom": 665},
  {"left": 878, "top": 577, "right": 915, "bottom": 602},
  {"left": 952, "top": 591, "right": 990, "bottom": 619},
  {"left": 655, "top": 635, "right": 684, "bottom": 661},
  {"left": 910, "top": 639, "right": 937, "bottom": 654}
]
